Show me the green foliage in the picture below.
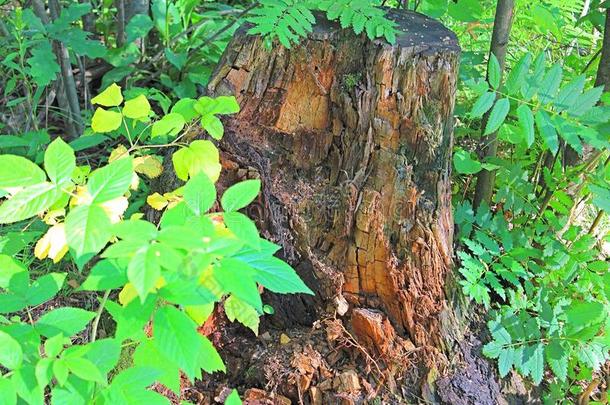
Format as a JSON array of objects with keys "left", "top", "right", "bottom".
[
  {"left": 454, "top": 38, "right": 610, "bottom": 403},
  {"left": 247, "top": 0, "right": 397, "bottom": 48},
  {"left": 0, "top": 86, "right": 312, "bottom": 404}
]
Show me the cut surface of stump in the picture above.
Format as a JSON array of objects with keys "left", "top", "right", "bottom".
[{"left": 208, "top": 9, "right": 460, "bottom": 361}]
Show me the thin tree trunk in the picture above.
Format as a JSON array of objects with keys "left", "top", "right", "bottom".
[
  {"left": 48, "top": 0, "right": 84, "bottom": 137},
  {"left": 31, "top": 0, "right": 79, "bottom": 138},
  {"left": 116, "top": 0, "right": 126, "bottom": 47},
  {"left": 595, "top": 9, "right": 610, "bottom": 90},
  {"left": 473, "top": 0, "right": 515, "bottom": 209}
]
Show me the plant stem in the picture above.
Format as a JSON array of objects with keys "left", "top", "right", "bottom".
[{"left": 91, "top": 290, "right": 110, "bottom": 342}]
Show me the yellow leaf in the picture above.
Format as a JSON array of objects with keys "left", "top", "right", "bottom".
[
  {"left": 109, "top": 145, "right": 129, "bottom": 162},
  {"left": 119, "top": 277, "right": 166, "bottom": 305},
  {"left": 91, "top": 108, "right": 122, "bottom": 133},
  {"left": 70, "top": 186, "right": 93, "bottom": 207},
  {"left": 35, "top": 223, "right": 68, "bottom": 263},
  {"left": 146, "top": 192, "right": 168, "bottom": 210},
  {"left": 42, "top": 209, "right": 65, "bottom": 225},
  {"left": 100, "top": 196, "right": 128, "bottom": 223},
  {"left": 280, "top": 333, "right": 291, "bottom": 344},
  {"left": 199, "top": 265, "right": 223, "bottom": 299},
  {"left": 130, "top": 173, "right": 140, "bottom": 191},
  {"left": 91, "top": 83, "right": 123, "bottom": 107},
  {"left": 119, "top": 283, "right": 138, "bottom": 305},
  {"left": 134, "top": 155, "right": 163, "bottom": 178},
  {"left": 122, "top": 94, "right": 151, "bottom": 119},
  {"left": 186, "top": 303, "right": 215, "bottom": 325}
]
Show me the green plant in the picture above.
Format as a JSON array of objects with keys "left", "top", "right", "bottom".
[
  {"left": 453, "top": 49, "right": 610, "bottom": 401},
  {"left": 0, "top": 84, "right": 312, "bottom": 404}
]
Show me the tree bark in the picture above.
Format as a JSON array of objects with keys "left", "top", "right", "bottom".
[
  {"left": 473, "top": 0, "right": 515, "bottom": 209},
  {"left": 208, "top": 9, "right": 460, "bottom": 358},
  {"left": 595, "top": 8, "right": 610, "bottom": 91}
]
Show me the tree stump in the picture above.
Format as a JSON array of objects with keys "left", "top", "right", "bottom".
[{"left": 208, "top": 8, "right": 460, "bottom": 366}]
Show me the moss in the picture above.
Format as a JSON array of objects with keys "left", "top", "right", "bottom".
[{"left": 342, "top": 72, "right": 362, "bottom": 91}]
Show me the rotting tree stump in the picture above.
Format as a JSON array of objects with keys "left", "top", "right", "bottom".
[{"left": 202, "top": 8, "right": 496, "bottom": 403}]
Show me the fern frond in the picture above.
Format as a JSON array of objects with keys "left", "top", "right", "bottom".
[
  {"left": 318, "top": 0, "right": 398, "bottom": 43},
  {"left": 246, "top": 0, "right": 317, "bottom": 48},
  {"left": 246, "top": 0, "right": 398, "bottom": 49}
]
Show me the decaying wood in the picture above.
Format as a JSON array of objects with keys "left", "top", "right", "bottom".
[{"left": 209, "top": 9, "right": 459, "bottom": 356}]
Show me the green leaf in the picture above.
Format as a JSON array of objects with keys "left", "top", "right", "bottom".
[
  {"left": 0, "top": 183, "right": 61, "bottom": 224},
  {"left": 200, "top": 114, "right": 224, "bottom": 140},
  {"left": 569, "top": 86, "right": 604, "bottom": 116},
  {"left": 221, "top": 179, "right": 261, "bottom": 212},
  {"left": 590, "top": 185, "right": 610, "bottom": 214},
  {"left": 235, "top": 255, "right": 313, "bottom": 295},
  {"left": 516, "top": 104, "right": 535, "bottom": 147},
  {"left": 26, "top": 273, "right": 66, "bottom": 306},
  {"left": 133, "top": 340, "right": 181, "bottom": 394},
  {"left": 45, "top": 138, "right": 75, "bottom": 184},
  {"left": 470, "top": 92, "right": 496, "bottom": 118},
  {"left": 0, "top": 255, "right": 28, "bottom": 289},
  {"left": 225, "top": 389, "right": 242, "bottom": 405},
  {"left": 65, "top": 204, "right": 113, "bottom": 259},
  {"left": 535, "top": 110, "right": 559, "bottom": 154},
  {"left": 151, "top": 113, "right": 185, "bottom": 138},
  {"left": 487, "top": 53, "right": 501, "bottom": 90},
  {"left": 537, "top": 63, "right": 562, "bottom": 105},
  {"left": 35, "top": 307, "right": 95, "bottom": 337},
  {"left": 553, "top": 75, "right": 586, "bottom": 112},
  {"left": 91, "top": 108, "right": 123, "bottom": 133},
  {"left": 484, "top": 98, "right": 510, "bottom": 135},
  {"left": 80, "top": 259, "right": 127, "bottom": 291},
  {"left": 172, "top": 140, "right": 221, "bottom": 182},
  {"left": 183, "top": 172, "right": 216, "bottom": 216},
  {"left": 125, "top": 14, "right": 153, "bottom": 43},
  {"left": 92, "top": 83, "right": 123, "bottom": 107},
  {"left": 127, "top": 245, "right": 161, "bottom": 301},
  {"left": 12, "top": 365, "right": 44, "bottom": 405},
  {"left": 85, "top": 338, "right": 121, "bottom": 375},
  {"left": 0, "top": 377, "right": 17, "bottom": 405},
  {"left": 565, "top": 301, "right": 605, "bottom": 335},
  {"left": 504, "top": 53, "right": 531, "bottom": 95},
  {"left": 154, "top": 305, "right": 206, "bottom": 380},
  {"left": 106, "top": 366, "right": 169, "bottom": 405},
  {"left": 498, "top": 347, "right": 514, "bottom": 377},
  {"left": 87, "top": 157, "right": 133, "bottom": 203},
  {"left": 214, "top": 258, "right": 262, "bottom": 311},
  {"left": 0, "top": 330, "right": 23, "bottom": 370},
  {"left": 64, "top": 357, "right": 106, "bottom": 384},
  {"left": 27, "top": 41, "right": 60, "bottom": 87},
  {"left": 123, "top": 95, "right": 151, "bottom": 119},
  {"left": 195, "top": 96, "right": 240, "bottom": 116},
  {"left": 114, "top": 220, "right": 158, "bottom": 241},
  {"left": 224, "top": 295, "right": 260, "bottom": 335},
  {"left": 171, "top": 98, "right": 199, "bottom": 122},
  {"left": 523, "top": 343, "right": 544, "bottom": 385},
  {"left": 545, "top": 340, "right": 568, "bottom": 381},
  {"left": 197, "top": 335, "right": 225, "bottom": 374},
  {"left": 453, "top": 149, "right": 482, "bottom": 174},
  {"left": 0, "top": 155, "right": 47, "bottom": 189},
  {"left": 223, "top": 212, "right": 260, "bottom": 249}
]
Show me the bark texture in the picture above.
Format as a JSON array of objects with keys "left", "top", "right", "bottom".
[{"left": 208, "top": 9, "right": 461, "bottom": 358}]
